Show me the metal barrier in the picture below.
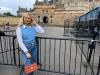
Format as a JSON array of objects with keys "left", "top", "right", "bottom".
[
  {"left": 76, "top": 39, "right": 100, "bottom": 75},
  {"left": 36, "top": 37, "right": 100, "bottom": 75},
  {"left": 96, "top": 56, "right": 100, "bottom": 75},
  {"left": 0, "top": 35, "right": 18, "bottom": 65},
  {"left": 0, "top": 35, "right": 99, "bottom": 75},
  {"left": 0, "top": 25, "right": 16, "bottom": 36},
  {"left": 3, "top": 30, "right": 16, "bottom": 36},
  {"left": 63, "top": 20, "right": 76, "bottom": 35}
]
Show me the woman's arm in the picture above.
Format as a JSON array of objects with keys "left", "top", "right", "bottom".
[
  {"left": 34, "top": 24, "right": 45, "bottom": 33},
  {"left": 16, "top": 27, "right": 31, "bottom": 58},
  {"left": 31, "top": 17, "right": 44, "bottom": 33},
  {"left": 16, "top": 27, "right": 28, "bottom": 53}
]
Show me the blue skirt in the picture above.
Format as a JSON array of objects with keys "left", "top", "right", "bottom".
[{"left": 20, "top": 41, "right": 37, "bottom": 65}]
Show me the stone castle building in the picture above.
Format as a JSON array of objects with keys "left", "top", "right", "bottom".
[
  {"left": 0, "top": 0, "right": 100, "bottom": 26},
  {"left": 30, "top": 0, "right": 100, "bottom": 26}
]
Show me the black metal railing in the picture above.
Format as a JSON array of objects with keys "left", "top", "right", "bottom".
[
  {"left": 0, "top": 35, "right": 17, "bottom": 65},
  {"left": 35, "top": 37, "right": 99, "bottom": 75},
  {"left": 96, "top": 56, "right": 100, "bottom": 75},
  {"left": 3, "top": 30, "right": 16, "bottom": 36},
  {"left": 0, "top": 35, "right": 99, "bottom": 75}
]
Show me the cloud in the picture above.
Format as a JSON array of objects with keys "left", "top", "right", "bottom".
[
  {"left": 0, "top": 0, "right": 36, "bottom": 15},
  {"left": 0, "top": 7, "right": 12, "bottom": 12},
  {"left": 0, "top": 0, "right": 51, "bottom": 15},
  {"left": 0, "top": 6, "right": 17, "bottom": 16},
  {"left": 0, "top": 6, "right": 13, "bottom": 14}
]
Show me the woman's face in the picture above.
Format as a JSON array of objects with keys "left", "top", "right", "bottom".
[{"left": 23, "top": 15, "right": 32, "bottom": 25}]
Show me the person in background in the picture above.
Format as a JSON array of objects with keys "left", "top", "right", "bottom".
[
  {"left": 16, "top": 13, "right": 44, "bottom": 75},
  {"left": 91, "top": 27, "right": 99, "bottom": 40},
  {"left": 5, "top": 22, "right": 10, "bottom": 30}
]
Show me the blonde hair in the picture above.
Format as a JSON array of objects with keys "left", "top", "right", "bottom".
[{"left": 18, "top": 13, "right": 31, "bottom": 27}]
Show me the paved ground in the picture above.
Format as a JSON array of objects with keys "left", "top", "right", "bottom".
[{"left": 0, "top": 65, "right": 66, "bottom": 75}]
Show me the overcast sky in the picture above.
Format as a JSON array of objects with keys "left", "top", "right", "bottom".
[{"left": 0, "top": 0, "right": 44, "bottom": 15}]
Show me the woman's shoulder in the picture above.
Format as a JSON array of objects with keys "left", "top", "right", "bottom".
[{"left": 16, "top": 26, "right": 21, "bottom": 32}]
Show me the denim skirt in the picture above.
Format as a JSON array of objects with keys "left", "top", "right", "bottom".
[{"left": 20, "top": 41, "right": 37, "bottom": 65}]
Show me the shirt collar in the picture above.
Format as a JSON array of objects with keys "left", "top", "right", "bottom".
[{"left": 23, "top": 24, "right": 32, "bottom": 28}]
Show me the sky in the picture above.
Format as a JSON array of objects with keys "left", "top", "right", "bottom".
[{"left": 0, "top": 0, "right": 44, "bottom": 15}]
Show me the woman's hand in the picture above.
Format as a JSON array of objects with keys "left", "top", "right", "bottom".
[
  {"left": 26, "top": 52, "right": 31, "bottom": 58},
  {"left": 31, "top": 17, "right": 37, "bottom": 26}
]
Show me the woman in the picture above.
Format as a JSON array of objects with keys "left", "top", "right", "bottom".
[{"left": 16, "top": 13, "right": 44, "bottom": 75}]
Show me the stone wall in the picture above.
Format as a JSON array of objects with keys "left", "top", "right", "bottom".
[
  {"left": 0, "top": 9, "right": 86, "bottom": 27},
  {"left": 0, "top": 16, "right": 20, "bottom": 26}
]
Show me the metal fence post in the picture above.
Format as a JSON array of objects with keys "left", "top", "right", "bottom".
[
  {"left": 12, "top": 36, "right": 16, "bottom": 65},
  {"left": 96, "top": 56, "right": 100, "bottom": 75},
  {"left": 36, "top": 37, "right": 39, "bottom": 65},
  {"left": 87, "top": 41, "right": 95, "bottom": 63}
]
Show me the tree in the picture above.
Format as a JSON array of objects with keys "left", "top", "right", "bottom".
[{"left": 3, "top": 12, "right": 14, "bottom": 16}]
